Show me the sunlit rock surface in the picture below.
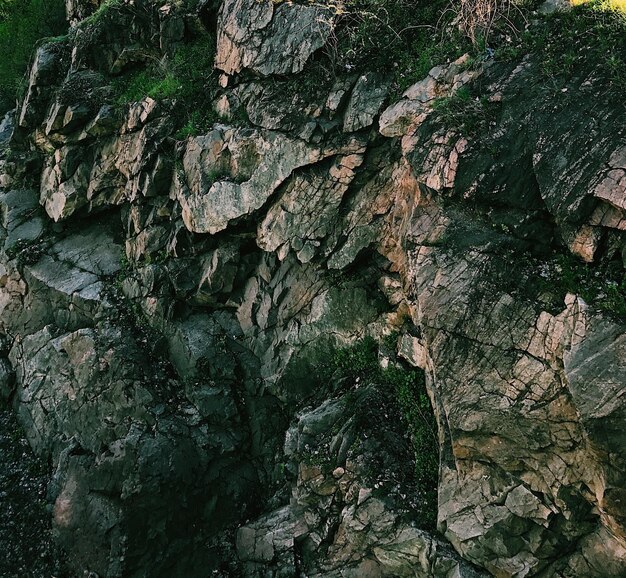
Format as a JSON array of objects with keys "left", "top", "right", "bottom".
[{"left": 0, "top": 0, "right": 624, "bottom": 576}]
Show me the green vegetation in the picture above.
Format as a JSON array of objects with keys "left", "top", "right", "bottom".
[
  {"left": 0, "top": 0, "right": 66, "bottom": 112},
  {"left": 5, "top": 237, "right": 46, "bottom": 266},
  {"left": 392, "top": 365, "right": 439, "bottom": 496},
  {"left": 266, "top": 1, "right": 475, "bottom": 93},
  {"left": 330, "top": 334, "right": 381, "bottom": 377},
  {"left": 113, "top": 34, "right": 220, "bottom": 138},
  {"left": 491, "top": 245, "right": 626, "bottom": 319},
  {"left": 175, "top": 110, "right": 206, "bottom": 140},
  {"left": 319, "top": 0, "right": 541, "bottom": 93},
  {"left": 117, "top": 70, "right": 181, "bottom": 103},
  {"left": 328, "top": 336, "right": 439, "bottom": 529},
  {"left": 82, "top": 0, "right": 124, "bottom": 25},
  {"left": 327, "top": 0, "right": 473, "bottom": 93},
  {"left": 543, "top": 253, "right": 626, "bottom": 318},
  {"left": 538, "top": 0, "right": 626, "bottom": 91},
  {"left": 326, "top": 0, "right": 625, "bottom": 96},
  {"left": 432, "top": 85, "right": 496, "bottom": 136},
  {"left": 497, "top": 0, "right": 626, "bottom": 94}
]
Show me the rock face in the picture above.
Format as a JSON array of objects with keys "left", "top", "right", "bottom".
[
  {"left": 0, "top": 0, "right": 625, "bottom": 577},
  {"left": 215, "top": 0, "right": 334, "bottom": 77}
]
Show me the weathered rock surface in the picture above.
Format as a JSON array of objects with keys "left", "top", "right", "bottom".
[
  {"left": 174, "top": 127, "right": 364, "bottom": 235},
  {"left": 0, "top": 0, "right": 624, "bottom": 576},
  {"left": 215, "top": 0, "right": 334, "bottom": 77},
  {"left": 236, "top": 383, "right": 488, "bottom": 577}
]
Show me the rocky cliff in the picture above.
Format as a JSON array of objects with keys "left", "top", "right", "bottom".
[{"left": 0, "top": 0, "right": 625, "bottom": 576}]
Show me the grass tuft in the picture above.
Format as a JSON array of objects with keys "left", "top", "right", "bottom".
[{"left": 113, "top": 33, "right": 220, "bottom": 137}]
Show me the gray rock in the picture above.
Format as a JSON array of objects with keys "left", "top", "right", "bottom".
[
  {"left": 258, "top": 154, "right": 364, "bottom": 262},
  {"left": 0, "top": 111, "right": 14, "bottom": 147},
  {"left": 18, "top": 42, "right": 68, "bottom": 129},
  {"left": 0, "top": 1, "right": 624, "bottom": 576},
  {"left": 327, "top": 223, "right": 378, "bottom": 270},
  {"left": 0, "top": 189, "right": 45, "bottom": 252},
  {"left": 175, "top": 127, "right": 361, "bottom": 234},
  {"left": 216, "top": 0, "right": 334, "bottom": 76},
  {"left": 343, "top": 74, "right": 389, "bottom": 133}
]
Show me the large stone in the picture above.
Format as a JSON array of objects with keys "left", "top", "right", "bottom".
[
  {"left": 18, "top": 42, "right": 69, "bottom": 129},
  {"left": 0, "top": 189, "right": 45, "bottom": 252},
  {"left": 215, "top": 0, "right": 334, "bottom": 76},
  {"left": 175, "top": 127, "right": 363, "bottom": 234},
  {"left": 257, "top": 154, "right": 363, "bottom": 262}
]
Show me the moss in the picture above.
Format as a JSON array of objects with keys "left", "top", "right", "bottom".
[
  {"left": 36, "top": 33, "right": 68, "bottom": 45},
  {"left": 80, "top": 0, "right": 125, "bottom": 27}
]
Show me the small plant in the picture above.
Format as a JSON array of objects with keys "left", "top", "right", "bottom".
[
  {"left": 549, "top": 253, "right": 626, "bottom": 318},
  {"left": 299, "top": 0, "right": 474, "bottom": 93},
  {"left": 114, "top": 33, "right": 220, "bottom": 136},
  {"left": 116, "top": 250, "right": 130, "bottom": 284},
  {"left": 451, "top": 0, "right": 530, "bottom": 47},
  {"left": 116, "top": 70, "right": 181, "bottom": 104},
  {"left": 175, "top": 111, "right": 203, "bottom": 140},
  {"left": 494, "top": 247, "right": 626, "bottom": 320},
  {"left": 5, "top": 238, "right": 46, "bottom": 266},
  {"left": 331, "top": 335, "right": 380, "bottom": 378},
  {"left": 107, "top": 258, "right": 164, "bottom": 348},
  {"left": 394, "top": 368, "right": 439, "bottom": 497},
  {"left": 496, "top": 0, "right": 626, "bottom": 95},
  {"left": 432, "top": 86, "right": 496, "bottom": 135}
]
